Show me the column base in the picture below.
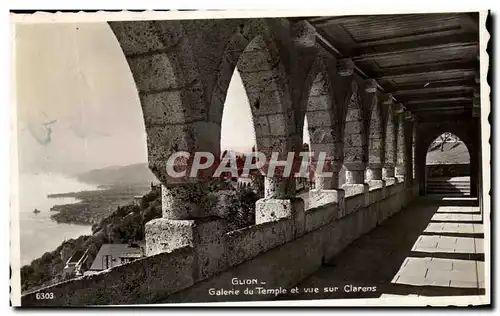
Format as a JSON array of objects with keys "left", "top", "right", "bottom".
[
  {"left": 145, "top": 217, "right": 228, "bottom": 281},
  {"left": 345, "top": 170, "right": 365, "bottom": 185},
  {"left": 366, "top": 167, "right": 382, "bottom": 182},
  {"left": 366, "top": 179, "right": 385, "bottom": 190},
  {"left": 341, "top": 183, "right": 369, "bottom": 196},
  {"left": 395, "top": 166, "right": 406, "bottom": 178},
  {"left": 308, "top": 189, "right": 345, "bottom": 216},
  {"left": 256, "top": 198, "right": 305, "bottom": 237},
  {"left": 382, "top": 166, "right": 395, "bottom": 179},
  {"left": 384, "top": 177, "right": 396, "bottom": 186},
  {"left": 342, "top": 183, "right": 369, "bottom": 208}
]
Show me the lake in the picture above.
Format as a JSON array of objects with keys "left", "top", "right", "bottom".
[{"left": 15, "top": 173, "right": 98, "bottom": 266}]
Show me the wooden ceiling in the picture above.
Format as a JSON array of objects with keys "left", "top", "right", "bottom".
[{"left": 296, "top": 13, "right": 480, "bottom": 121}]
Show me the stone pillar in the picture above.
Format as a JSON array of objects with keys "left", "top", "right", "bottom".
[
  {"left": 309, "top": 157, "right": 345, "bottom": 216},
  {"left": 366, "top": 165, "right": 383, "bottom": 181},
  {"left": 383, "top": 95, "right": 397, "bottom": 185},
  {"left": 256, "top": 176, "right": 305, "bottom": 237},
  {"left": 340, "top": 74, "right": 369, "bottom": 197},
  {"left": 395, "top": 105, "right": 406, "bottom": 181},
  {"left": 263, "top": 176, "right": 296, "bottom": 199},
  {"left": 250, "top": 174, "right": 265, "bottom": 198},
  {"left": 145, "top": 182, "right": 228, "bottom": 281},
  {"left": 254, "top": 141, "right": 306, "bottom": 237},
  {"left": 365, "top": 80, "right": 384, "bottom": 185},
  {"left": 314, "top": 160, "right": 341, "bottom": 190},
  {"left": 412, "top": 121, "right": 417, "bottom": 181},
  {"left": 345, "top": 165, "right": 365, "bottom": 184},
  {"left": 472, "top": 88, "right": 480, "bottom": 118}
]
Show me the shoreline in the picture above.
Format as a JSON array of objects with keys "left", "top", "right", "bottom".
[{"left": 46, "top": 182, "right": 151, "bottom": 226}]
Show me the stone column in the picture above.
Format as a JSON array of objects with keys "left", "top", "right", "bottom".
[
  {"left": 383, "top": 95, "right": 396, "bottom": 185},
  {"left": 145, "top": 182, "right": 228, "bottom": 280},
  {"left": 309, "top": 154, "right": 345, "bottom": 216},
  {"left": 395, "top": 107, "right": 406, "bottom": 180},
  {"left": 472, "top": 88, "right": 480, "bottom": 118},
  {"left": 366, "top": 167, "right": 383, "bottom": 181},
  {"left": 255, "top": 139, "right": 305, "bottom": 237},
  {"left": 250, "top": 174, "right": 265, "bottom": 198},
  {"left": 314, "top": 160, "right": 341, "bottom": 190},
  {"left": 365, "top": 79, "right": 384, "bottom": 189},
  {"left": 412, "top": 120, "right": 417, "bottom": 181},
  {"left": 340, "top": 69, "right": 369, "bottom": 198}
]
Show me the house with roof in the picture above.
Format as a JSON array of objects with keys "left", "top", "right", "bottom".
[{"left": 84, "top": 242, "right": 144, "bottom": 276}]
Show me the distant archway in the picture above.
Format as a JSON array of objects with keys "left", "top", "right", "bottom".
[{"left": 425, "top": 133, "right": 471, "bottom": 196}]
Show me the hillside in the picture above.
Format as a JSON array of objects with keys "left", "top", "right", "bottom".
[
  {"left": 21, "top": 181, "right": 258, "bottom": 293},
  {"left": 76, "top": 163, "right": 157, "bottom": 186},
  {"left": 426, "top": 141, "right": 470, "bottom": 165}
]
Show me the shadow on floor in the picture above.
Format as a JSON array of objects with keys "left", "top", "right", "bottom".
[{"left": 276, "top": 196, "right": 485, "bottom": 301}]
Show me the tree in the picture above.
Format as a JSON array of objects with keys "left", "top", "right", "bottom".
[{"left": 438, "top": 132, "right": 453, "bottom": 151}]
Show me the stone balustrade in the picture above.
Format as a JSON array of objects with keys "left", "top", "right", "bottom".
[{"left": 22, "top": 178, "right": 417, "bottom": 306}]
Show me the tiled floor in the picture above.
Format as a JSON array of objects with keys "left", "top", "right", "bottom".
[{"left": 277, "top": 196, "right": 486, "bottom": 301}]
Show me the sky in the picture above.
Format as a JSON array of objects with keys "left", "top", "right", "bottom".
[{"left": 15, "top": 22, "right": 309, "bottom": 175}]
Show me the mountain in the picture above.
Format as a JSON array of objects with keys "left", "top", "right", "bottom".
[{"left": 76, "top": 163, "right": 158, "bottom": 186}]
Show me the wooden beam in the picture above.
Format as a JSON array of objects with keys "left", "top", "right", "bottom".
[
  {"left": 307, "top": 15, "right": 371, "bottom": 26},
  {"left": 375, "top": 61, "right": 478, "bottom": 80},
  {"left": 351, "top": 34, "right": 478, "bottom": 62},
  {"left": 461, "top": 12, "right": 479, "bottom": 32},
  {"left": 406, "top": 97, "right": 472, "bottom": 105},
  {"left": 397, "top": 91, "right": 473, "bottom": 102},
  {"left": 390, "top": 79, "right": 475, "bottom": 94},
  {"left": 412, "top": 106, "right": 467, "bottom": 112}
]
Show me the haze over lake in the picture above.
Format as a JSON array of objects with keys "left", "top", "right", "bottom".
[{"left": 17, "top": 173, "right": 97, "bottom": 266}]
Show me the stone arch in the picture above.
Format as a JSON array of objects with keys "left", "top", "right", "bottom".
[
  {"left": 300, "top": 55, "right": 342, "bottom": 189},
  {"left": 366, "top": 93, "right": 383, "bottom": 180},
  {"left": 108, "top": 20, "right": 216, "bottom": 185},
  {"left": 209, "top": 21, "right": 297, "bottom": 161},
  {"left": 425, "top": 132, "right": 471, "bottom": 163},
  {"left": 383, "top": 102, "right": 396, "bottom": 179},
  {"left": 208, "top": 20, "right": 299, "bottom": 198}
]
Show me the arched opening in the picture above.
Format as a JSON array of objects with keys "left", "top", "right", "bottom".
[
  {"left": 303, "top": 69, "right": 340, "bottom": 191},
  {"left": 214, "top": 32, "right": 294, "bottom": 229},
  {"left": 425, "top": 133, "right": 471, "bottom": 196},
  {"left": 220, "top": 69, "right": 257, "bottom": 155},
  {"left": 16, "top": 23, "right": 158, "bottom": 268},
  {"left": 219, "top": 67, "right": 260, "bottom": 231}
]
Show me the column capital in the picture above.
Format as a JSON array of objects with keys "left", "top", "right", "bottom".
[
  {"left": 473, "top": 87, "right": 480, "bottom": 99},
  {"left": 291, "top": 20, "right": 316, "bottom": 47},
  {"left": 473, "top": 97, "right": 480, "bottom": 108},
  {"left": 364, "top": 79, "right": 377, "bottom": 93},
  {"left": 338, "top": 58, "right": 354, "bottom": 76},
  {"left": 404, "top": 110, "right": 415, "bottom": 121},
  {"left": 382, "top": 93, "right": 394, "bottom": 105},
  {"left": 472, "top": 107, "right": 480, "bottom": 117},
  {"left": 394, "top": 102, "right": 406, "bottom": 114}
]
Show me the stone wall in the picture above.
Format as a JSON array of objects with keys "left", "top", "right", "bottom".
[
  {"left": 22, "top": 180, "right": 417, "bottom": 306},
  {"left": 426, "top": 163, "right": 470, "bottom": 178}
]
